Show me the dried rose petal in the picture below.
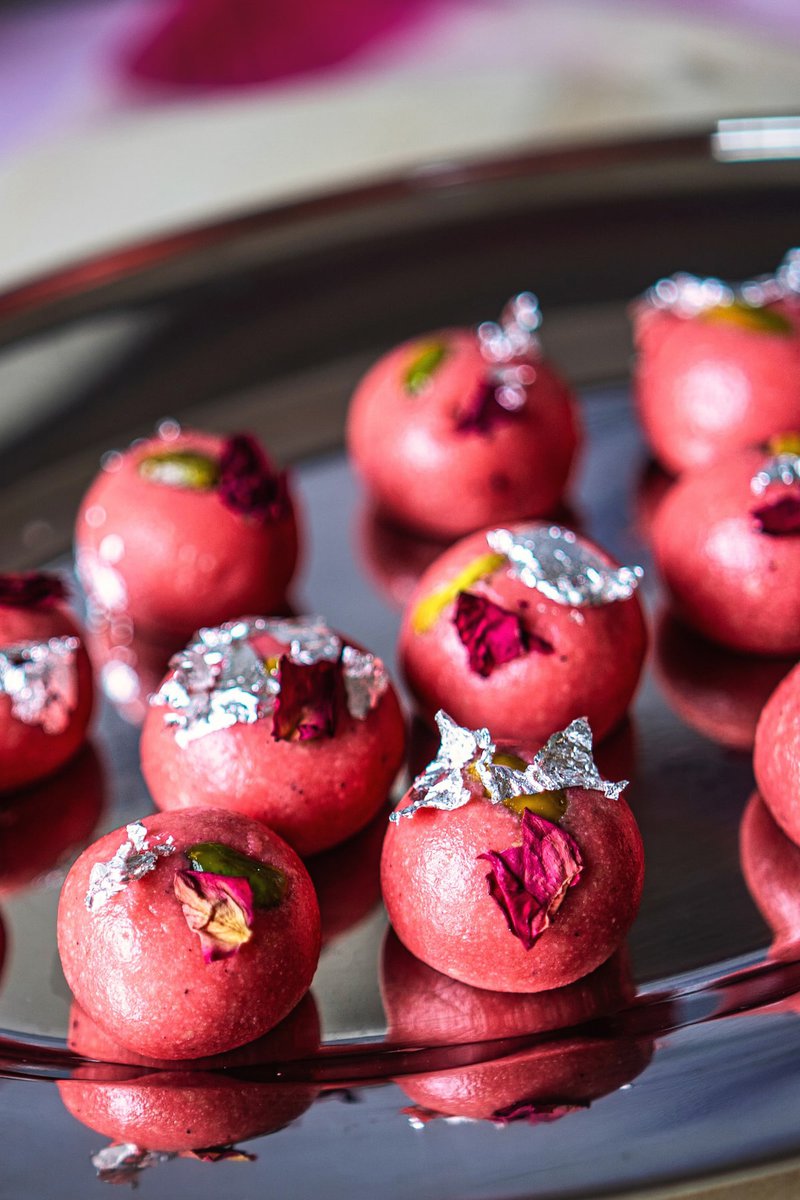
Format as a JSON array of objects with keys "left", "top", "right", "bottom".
[
  {"left": 174, "top": 869, "right": 254, "bottom": 962},
  {"left": 0, "top": 572, "right": 67, "bottom": 609},
  {"left": 454, "top": 591, "right": 550, "bottom": 677},
  {"left": 478, "top": 809, "right": 583, "bottom": 950},
  {"left": 271, "top": 654, "right": 340, "bottom": 742},
  {"left": 217, "top": 433, "right": 291, "bottom": 522},
  {"left": 491, "top": 1100, "right": 586, "bottom": 1126},
  {"left": 455, "top": 378, "right": 513, "bottom": 434},
  {"left": 752, "top": 492, "right": 800, "bottom": 535}
]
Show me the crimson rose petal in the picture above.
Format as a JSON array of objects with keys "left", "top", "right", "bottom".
[
  {"left": 752, "top": 492, "right": 800, "bottom": 536},
  {"left": 478, "top": 809, "right": 583, "bottom": 950},
  {"left": 217, "top": 433, "right": 291, "bottom": 522},
  {"left": 0, "top": 572, "right": 67, "bottom": 608},
  {"left": 491, "top": 1100, "right": 586, "bottom": 1126},
  {"left": 272, "top": 654, "right": 340, "bottom": 742},
  {"left": 455, "top": 379, "right": 511, "bottom": 434},
  {"left": 454, "top": 591, "right": 548, "bottom": 677}
]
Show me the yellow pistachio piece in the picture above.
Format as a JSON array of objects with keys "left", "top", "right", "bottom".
[
  {"left": 768, "top": 432, "right": 800, "bottom": 457},
  {"left": 411, "top": 552, "right": 506, "bottom": 634},
  {"left": 504, "top": 788, "right": 568, "bottom": 822},
  {"left": 492, "top": 750, "right": 528, "bottom": 772},
  {"left": 138, "top": 449, "right": 221, "bottom": 490},
  {"left": 702, "top": 300, "right": 793, "bottom": 336}
]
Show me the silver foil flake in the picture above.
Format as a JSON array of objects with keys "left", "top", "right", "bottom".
[
  {"left": 522, "top": 717, "right": 627, "bottom": 801},
  {"left": 391, "top": 710, "right": 493, "bottom": 821},
  {"left": 751, "top": 453, "right": 800, "bottom": 496},
  {"left": 477, "top": 292, "right": 542, "bottom": 364},
  {"left": 487, "top": 525, "right": 643, "bottom": 607},
  {"left": 152, "top": 616, "right": 387, "bottom": 746},
  {"left": 342, "top": 645, "right": 389, "bottom": 719},
  {"left": 92, "top": 1143, "right": 172, "bottom": 1182},
  {"left": 0, "top": 636, "right": 79, "bottom": 734},
  {"left": 392, "top": 712, "right": 625, "bottom": 821},
  {"left": 85, "top": 822, "right": 176, "bottom": 913},
  {"left": 643, "top": 249, "right": 800, "bottom": 317},
  {"left": 643, "top": 272, "right": 734, "bottom": 317}
]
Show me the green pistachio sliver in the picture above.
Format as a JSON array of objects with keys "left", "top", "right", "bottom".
[
  {"left": 138, "top": 450, "right": 221, "bottom": 491},
  {"left": 404, "top": 340, "right": 449, "bottom": 394},
  {"left": 703, "top": 300, "right": 793, "bottom": 336},
  {"left": 186, "top": 842, "right": 287, "bottom": 909}
]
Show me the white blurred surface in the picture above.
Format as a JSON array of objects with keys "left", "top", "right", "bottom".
[{"left": 0, "top": 0, "right": 799, "bottom": 290}]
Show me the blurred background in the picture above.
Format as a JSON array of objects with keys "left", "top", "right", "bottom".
[{"left": 1, "top": 0, "right": 800, "bottom": 292}]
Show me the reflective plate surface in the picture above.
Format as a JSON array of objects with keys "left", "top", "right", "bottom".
[{"left": 0, "top": 128, "right": 799, "bottom": 1197}]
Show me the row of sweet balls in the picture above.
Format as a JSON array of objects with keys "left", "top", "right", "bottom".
[
  {"left": 68, "top": 253, "right": 800, "bottom": 669},
  {"left": 348, "top": 250, "right": 800, "bottom": 538},
  {"left": 0, "top": 569, "right": 644, "bottom": 1060},
  {"left": 56, "top": 941, "right": 650, "bottom": 1175}
]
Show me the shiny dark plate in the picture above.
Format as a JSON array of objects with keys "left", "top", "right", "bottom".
[{"left": 1, "top": 127, "right": 800, "bottom": 1198}]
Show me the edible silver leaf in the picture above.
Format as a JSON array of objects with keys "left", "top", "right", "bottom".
[
  {"left": 0, "top": 636, "right": 79, "bottom": 734},
  {"left": 751, "top": 453, "right": 800, "bottom": 496},
  {"left": 523, "top": 717, "right": 627, "bottom": 800},
  {"left": 391, "top": 710, "right": 494, "bottom": 821},
  {"left": 643, "top": 250, "right": 800, "bottom": 317},
  {"left": 642, "top": 272, "right": 734, "bottom": 317},
  {"left": 342, "top": 645, "right": 389, "bottom": 719},
  {"left": 487, "top": 525, "right": 643, "bottom": 607},
  {"left": 85, "top": 821, "right": 176, "bottom": 912},
  {"left": 151, "top": 616, "right": 386, "bottom": 745},
  {"left": 92, "top": 1143, "right": 172, "bottom": 1181},
  {"left": 477, "top": 292, "right": 542, "bottom": 364},
  {"left": 262, "top": 614, "right": 343, "bottom": 664},
  {"left": 393, "top": 712, "right": 625, "bottom": 821}
]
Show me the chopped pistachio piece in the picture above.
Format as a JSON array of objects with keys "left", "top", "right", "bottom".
[
  {"left": 504, "top": 788, "right": 568, "bottom": 821},
  {"left": 703, "top": 300, "right": 793, "bottom": 336},
  {"left": 138, "top": 449, "right": 221, "bottom": 490},
  {"left": 186, "top": 842, "right": 287, "bottom": 909},
  {"left": 411, "top": 552, "right": 506, "bottom": 634},
  {"left": 404, "top": 340, "right": 448, "bottom": 394}
]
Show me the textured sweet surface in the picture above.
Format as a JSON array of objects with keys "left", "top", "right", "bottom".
[
  {"left": 0, "top": 600, "right": 93, "bottom": 793},
  {"left": 57, "top": 808, "right": 321, "bottom": 1059},
  {"left": 397, "top": 1034, "right": 652, "bottom": 1123},
  {"left": 142, "top": 629, "right": 406, "bottom": 856},
  {"left": 653, "top": 449, "right": 800, "bottom": 655},
  {"left": 740, "top": 791, "right": 800, "bottom": 961},
  {"left": 633, "top": 297, "right": 800, "bottom": 475},
  {"left": 399, "top": 524, "right": 647, "bottom": 745},
  {"left": 347, "top": 328, "right": 581, "bottom": 538},
  {"left": 754, "top": 664, "right": 800, "bottom": 847},
  {"left": 381, "top": 785, "right": 644, "bottom": 992},
  {"left": 75, "top": 429, "right": 299, "bottom": 639}
]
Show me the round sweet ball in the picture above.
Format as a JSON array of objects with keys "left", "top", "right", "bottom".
[
  {"left": 396, "top": 1035, "right": 652, "bottom": 1127},
  {"left": 740, "top": 791, "right": 800, "bottom": 961},
  {"left": 632, "top": 270, "right": 800, "bottom": 475},
  {"left": 0, "top": 572, "right": 94, "bottom": 793},
  {"left": 380, "top": 714, "right": 644, "bottom": 992},
  {"left": 652, "top": 445, "right": 800, "bottom": 655},
  {"left": 754, "top": 664, "right": 800, "bottom": 847},
  {"left": 0, "top": 747, "right": 105, "bottom": 896},
  {"left": 60, "top": 995, "right": 321, "bottom": 1157},
  {"left": 141, "top": 616, "right": 405, "bottom": 857},
  {"left": 57, "top": 807, "right": 321, "bottom": 1060},
  {"left": 347, "top": 294, "right": 581, "bottom": 539},
  {"left": 75, "top": 425, "right": 300, "bottom": 640},
  {"left": 381, "top": 930, "right": 634, "bottom": 1047},
  {"left": 655, "top": 613, "right": 795, "bottom": 752},
  {"left": 399, "top": 522, "right": 647, "bottom": 747}
]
